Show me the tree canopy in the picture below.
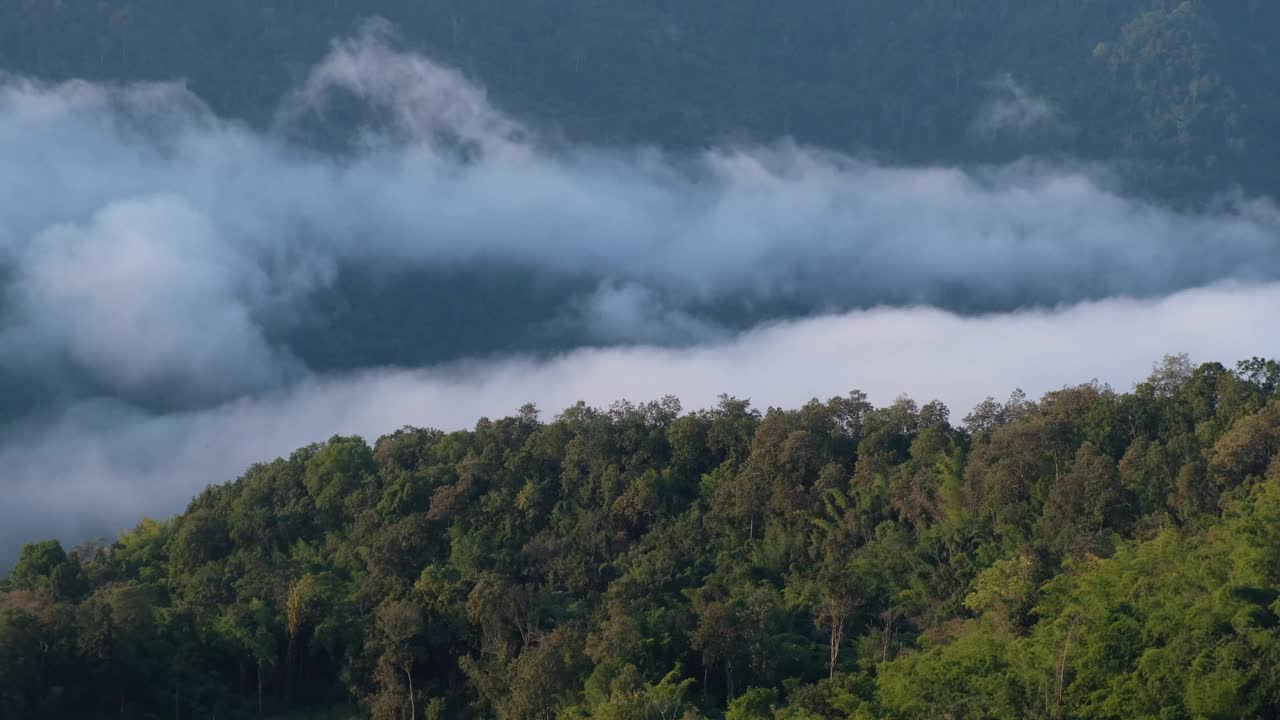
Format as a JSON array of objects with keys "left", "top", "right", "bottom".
[{"left": 6, "top": 355, "right": 1280, "bottom": 718}]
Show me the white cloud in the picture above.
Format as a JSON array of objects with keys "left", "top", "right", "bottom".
[
  {"left": 8, "top": 196, "right": 296, "bottom": 398},
  {"left": 3, "top": 282, "right": 1276, "bottom": 562},
  {"left": 0, "top": 34, "right": 1277, "bottom": 406}
]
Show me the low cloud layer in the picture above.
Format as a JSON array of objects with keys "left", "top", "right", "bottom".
[
  {"left": 1, "top": 22, "right": 1279, "bottom": 412},
  {"left": 3, "top": 282, "right": 1278, "bottom": 565},
  {"left": 1, "top": 21, "right": 1279, "bottom": 563}
]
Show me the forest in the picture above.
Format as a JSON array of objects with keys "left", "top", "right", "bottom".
[
  {"left": 6, "top": 354, "right": 1280, "bottom": 719},
  {"left": 4, "top": 1, "right": 1280, "bottom": 718},
  {"left": 2, "top": 0, "right": 1279, "bottom": 203}
]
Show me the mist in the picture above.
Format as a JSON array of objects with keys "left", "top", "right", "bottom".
[
  {"left": 3, "top": 22, "right": 1280, "bottom": 409},
  {"left": 971, "top": 73, "right": 1057, "bottom": 138},
  {"left": 3, "top": 282, "right": 1278, "bottom": 565},
  {"left": 2, "top": 21, "right": 1279, "bottom": 562}
]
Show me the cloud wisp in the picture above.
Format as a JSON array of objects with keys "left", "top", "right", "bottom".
[{"left": 972, "top": 72, "right": 1058, "bottom": 137}]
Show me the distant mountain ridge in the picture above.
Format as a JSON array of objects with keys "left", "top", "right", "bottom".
[{"left": 3, "top": 0, "right": 1277, "bottom": 202}]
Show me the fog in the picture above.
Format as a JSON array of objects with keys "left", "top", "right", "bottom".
[
  {"left": 971, "top": 73, "right": 1058, "bottom": 137},
  {"left": 3, "top": 283, "right": 1277, "bottom": 564}
]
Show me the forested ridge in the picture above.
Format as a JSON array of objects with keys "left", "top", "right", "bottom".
[
  {"left": 6, "top": 1, "right": 1280, "bottom": 717},
  {"left": 3, "top": 0, "right": 1279, "bottom": 202},
  {"left": 6, "top": 355, "right": 1280, "bottom": 718}
]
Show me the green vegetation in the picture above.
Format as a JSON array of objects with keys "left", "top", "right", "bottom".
[
  {"left": 6, "top": 354, "right": 1280, "bottom": 718},
  {"left": 2, "top": 1, "right": 1278, "bottom": 202}
]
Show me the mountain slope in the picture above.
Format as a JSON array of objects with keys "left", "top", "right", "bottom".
[
  {"left": 2, "top": 0, "right": 1277, "bottom": 201},
  {"left": 5, "top": 358, "right": 1280, "bottom": 718}
]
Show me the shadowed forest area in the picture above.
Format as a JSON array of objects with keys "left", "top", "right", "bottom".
[
  {"left": 3, "top": 1, "right": 1279, "bottom": 203},
  {"left": 6, "top": 355, "right": 1280, "bottom": 718}
]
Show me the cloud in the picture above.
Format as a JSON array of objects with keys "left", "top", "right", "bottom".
[
  {"left": 2, "top": 282, "right": 1277, "bottom": 565},
  {"left": 0, "top": 24, "right": 1278, "bottom": 413},
  {"left": 278, "top": 18, "right": 528, "bottom": 157},
  {"left": 972, "top": 72, "right": 1057, "bottom": 137},
  {"left": 7, "top": 196, "right": 298, "bottom": 402},
  {"left": 570, "top": 281, "right": 728, "bottom": 345}
]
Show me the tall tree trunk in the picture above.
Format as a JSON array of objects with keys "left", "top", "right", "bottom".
[
  {"left": 829, "top": 614, "right": 846, "bottom": 679},
  {"left": 286, "top": 633, "right": 297, "bottom": 701},
  {"left": 880, "top": 609, "right": 898, "bottom": 663},
  {"left": 1054, "top": 617, "right": 1079, "bottom": 718},
  {"left": 404, "top": 662, "right": 415, "bottom": 720},
  {"left": 257, "top": 664, "right": 264, "bottom": 717}
]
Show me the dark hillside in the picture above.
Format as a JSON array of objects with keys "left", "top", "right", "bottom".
[{"left": 3, "top": 1, "right": 1278, "bottom": 200}]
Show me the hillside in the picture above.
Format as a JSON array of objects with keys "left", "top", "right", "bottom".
[
  {"left": 5, "top": 3, "right": 1280, "bottom": 717},
  {"left": 2, "top": 0, "right": 1278, "bottom": 202},
  {"left": 5, "top": 356, "right": 1280, "bottom": 718}
]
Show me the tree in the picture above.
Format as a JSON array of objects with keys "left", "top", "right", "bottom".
[
  {"left": 11, "top": 540, "right": 86, "bottom": 600},
  {"left": 1040, "top": 443, "right": 1127, "bottom": 557},
  {"left": 373, "top": 599, "right": 425, "bottom": 720},
  {"left": 1146, "top": 353, "right": 1194, "bottom": 398},
  {"left": 691, "top": 598, "right": 741, "bottom": 700},
  {"left": 305, "top": 436, "right": 378, "bottom": 519},
  {"left": 217, "top": 599, "right": 281, "bottom": 716},
  {"left": 963, "top": 553, "right": 1035, "bottom": 632}
]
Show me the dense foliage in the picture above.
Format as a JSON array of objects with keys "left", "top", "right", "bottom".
[
  {"left": 3, "top": 0, "right": 1278, "bottom": 202},
  {"left": 6, "top": 355, "right": 1280, "bottom": 718}
]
